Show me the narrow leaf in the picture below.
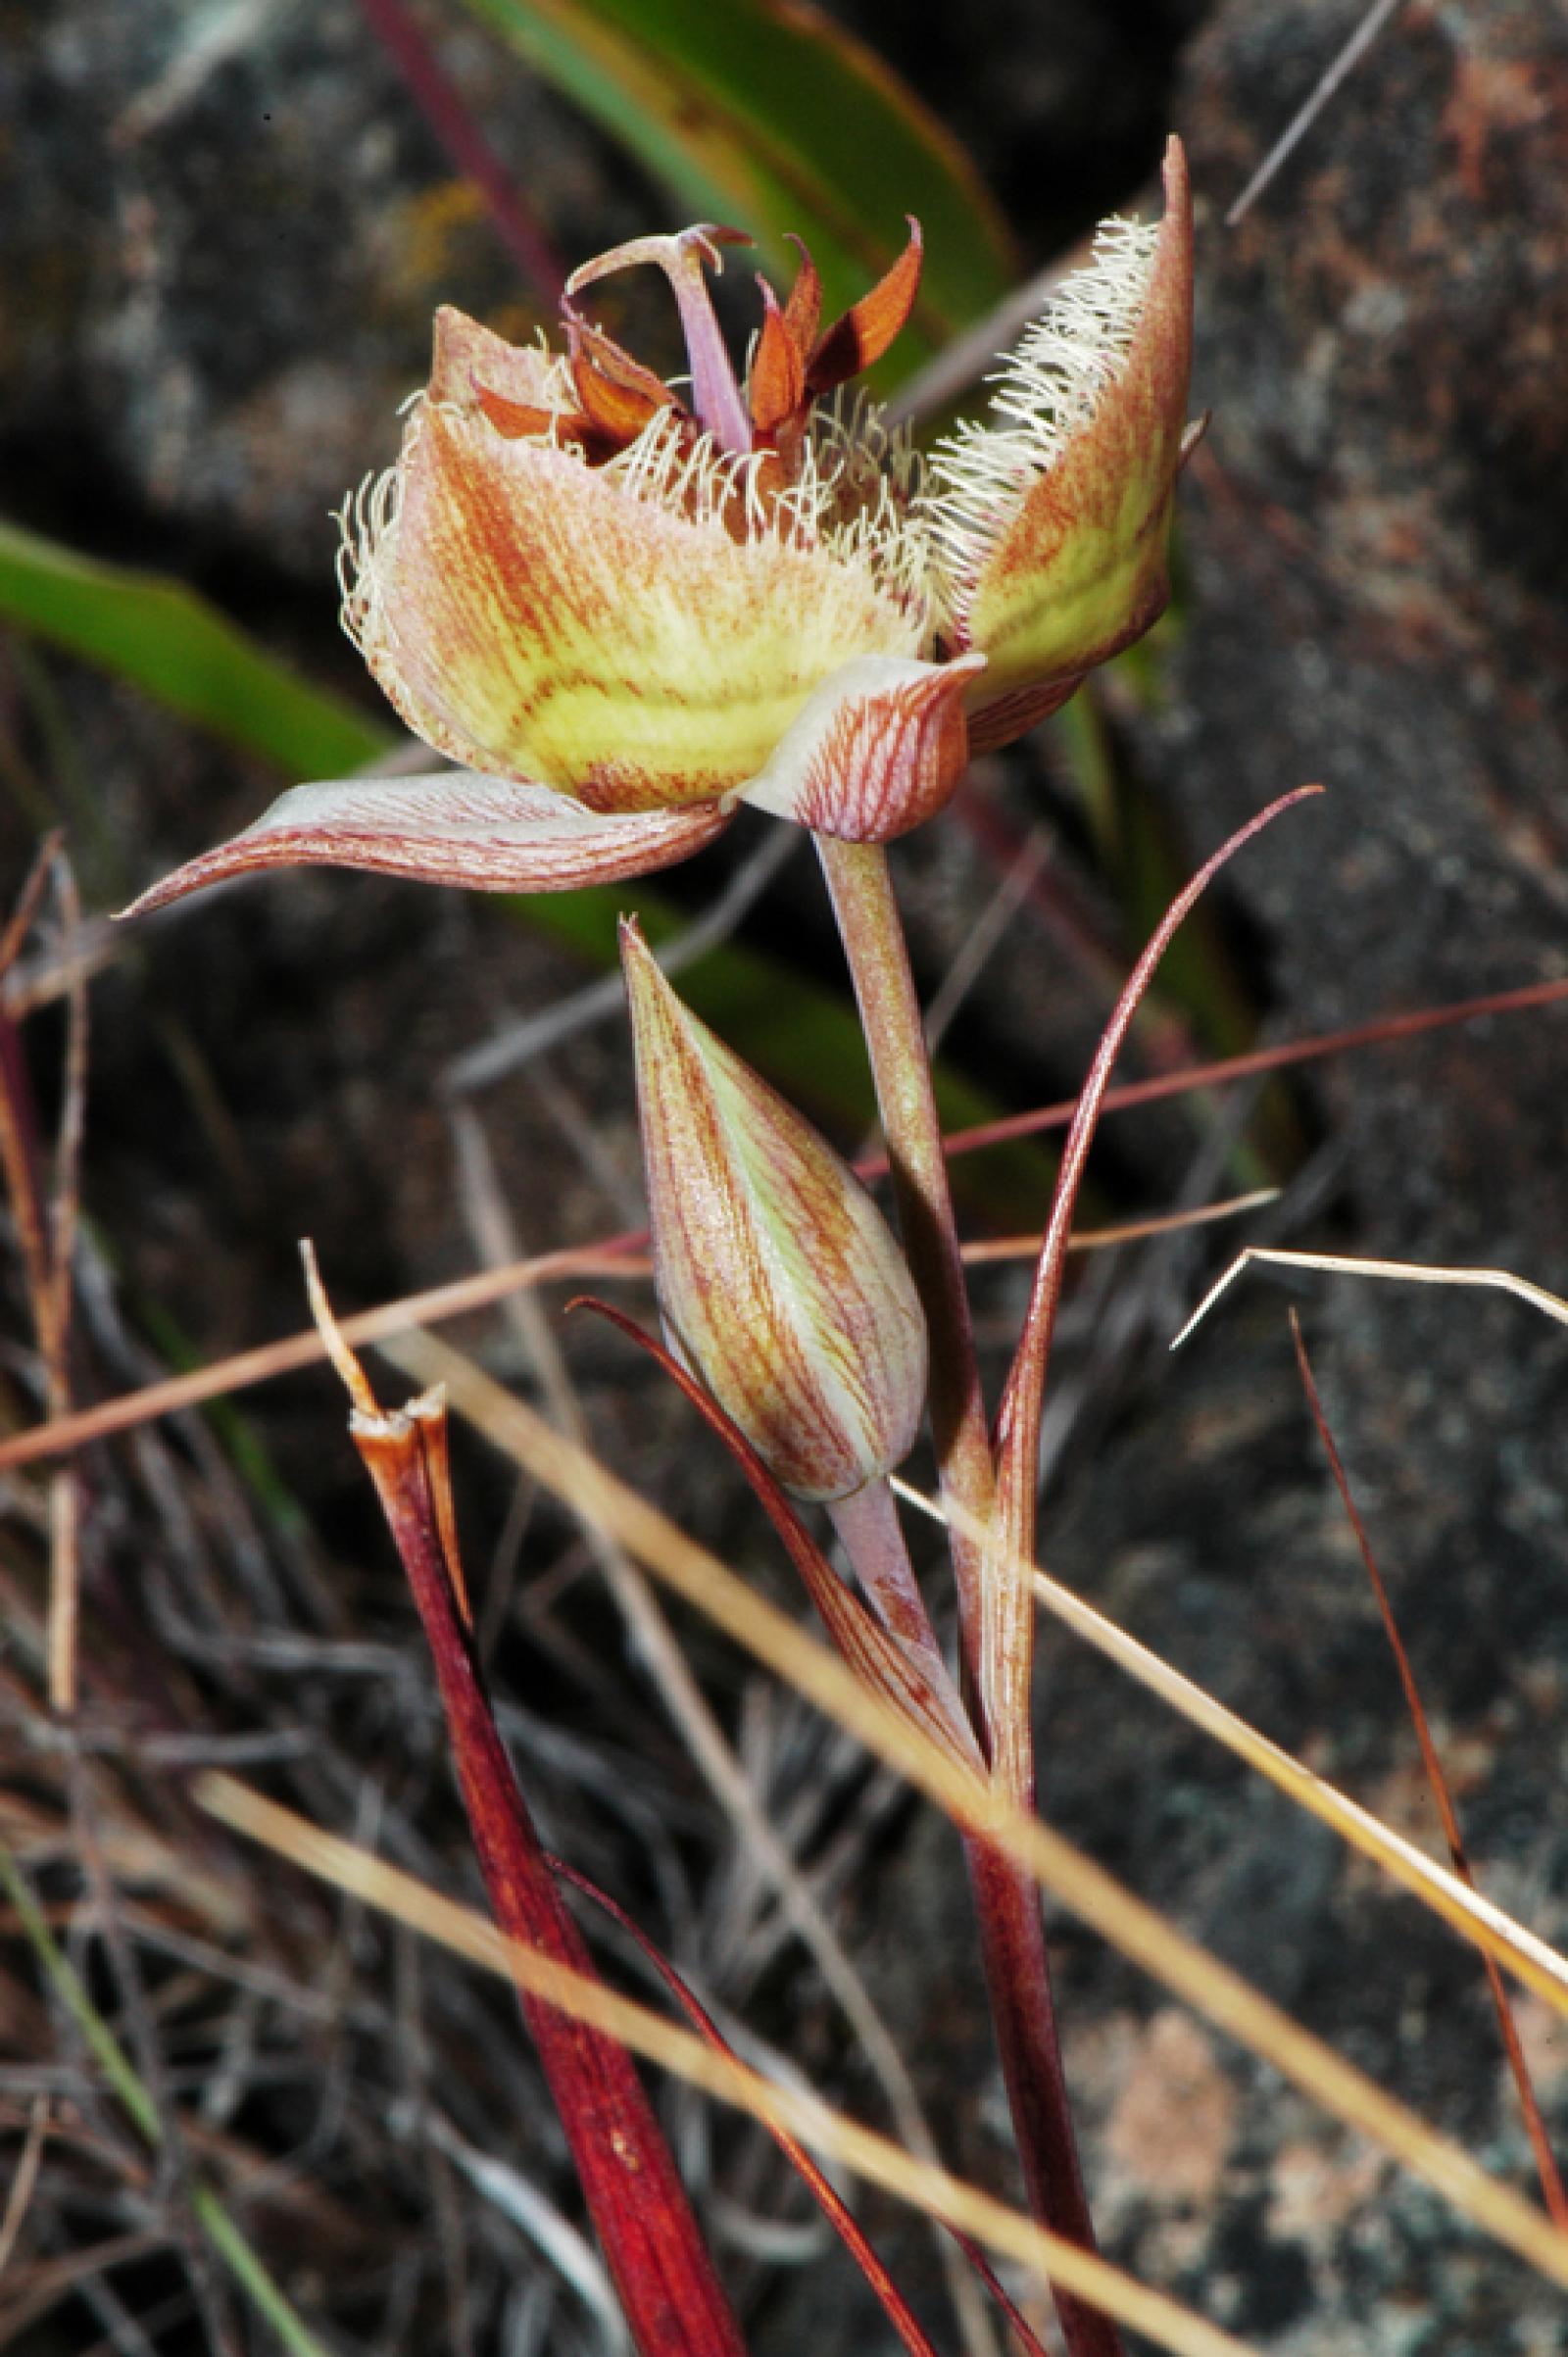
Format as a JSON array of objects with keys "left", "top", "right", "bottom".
[
  {"left": 0, "top": 517, "right": 389, "bottom": 779},
  {"left": 986, "top": 789, "right": 1322, "bottom": 1799},
  {"left": 301, "top": 1260, "right": 745, "bottom": 2357}
]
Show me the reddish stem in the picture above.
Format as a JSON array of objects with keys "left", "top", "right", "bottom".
[
  {"left": 827, "top": 1478, "right": 966, "bottom": 1736},
  {"left": 354, "top": 0, "right": 567, "bottom": 303},
  {"left": 964, "top": 1839, "right": 1122, "bottom": 2357},
  {"left": 354, "top": 1394, "right": 745, "bottom": 2357}
]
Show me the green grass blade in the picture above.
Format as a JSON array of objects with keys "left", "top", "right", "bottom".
[
  {"left": 0, "top": 1841, "right": 333, "bottom": 2357},
  {"left": 457, "top": 0, "right": 1015, "bottom": 357},
  {"left": 0, "top": 517, "right": 390, "bottom": 779}
]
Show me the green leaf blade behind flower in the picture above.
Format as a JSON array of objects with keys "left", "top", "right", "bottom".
[
  {"left": 0, "top": 518, "right": 392, "bottom": 780},
  {"left": 455, "top": 0, "right": 1016, "bottom": 362}
]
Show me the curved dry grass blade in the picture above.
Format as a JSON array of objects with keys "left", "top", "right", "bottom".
[
  {"left": 0, "top": 1237, "right": 648, "bottom": 1471},
  {"left": 0, "top": 831, "right": 64, "bottom": 983},
  {"left": 377, "top": 1325, "right": 1568, "bottom": 2291},
  {"left": 1225, "top": 0, "right": 1407, "bottom": 225},
  {"left": 887, "top": 1470, "right": 1568, "bottom": 2028},
  {"left": 0, "top": 1204, "right": 1274, "bottom": 1478},
  {"left": 927, "top": 972, "right": 1568, "bottom": 1171},
  {"left": 0, "top": 845, "right": 88, "bottom": 1710},
  {"left": 1289, "top": 1309, "right": 1568, "bottom": 2228},
  {"left": 961, "top": 1189, "right": 1278, "bottom": 1265},
  {"left": 1172, "top": 1243, "right": 1568, "bottom": 1352},
  {"left": 196, "top": 1773, "right": 1267, "bottom": 2357}
]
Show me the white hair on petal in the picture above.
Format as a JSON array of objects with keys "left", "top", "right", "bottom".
[
  {"left": 337, "top": 346, "right": 590, "bottom": 651},
  {"left": 919, "top": 212, "right": 1160, "bottom": 623},
  {"left": 604, "top": 394, "right": 937, "bottom": 633},
  {"left": 334, "top": 453, "right": 405, "bottom": 654},
  {"left": 604, "top": 408, "right": 751, "bottom": 526}
]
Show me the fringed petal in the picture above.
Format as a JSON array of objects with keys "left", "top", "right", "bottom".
[
  {"left": 925, "top": 140, "right": 1193, "bottom": 722},
  {"left": 343, "top": 397, "right": 925, "bottom": 816},
  {"left": 740, "top": 652, "right": 985, "bottom": 841},
  {"left": 120, "top": 772, "right": 732, "bottom": 916}
]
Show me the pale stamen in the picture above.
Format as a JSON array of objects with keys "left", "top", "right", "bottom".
[{"left": 566, "top": 226, "right": 756, "bottom": 457}]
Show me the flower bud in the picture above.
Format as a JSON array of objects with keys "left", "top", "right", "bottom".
[{"left": 620, "top": 918, "right": 927, "bottom": 1501}]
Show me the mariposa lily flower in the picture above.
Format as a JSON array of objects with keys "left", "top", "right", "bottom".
[{"left": 125, "top": 142, "right": 1192, "bottom": 918}]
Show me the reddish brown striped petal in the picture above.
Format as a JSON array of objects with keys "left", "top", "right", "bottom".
[
  {"left": 742, "top": 653, "right": 985, "bottom": 841},
  {"left": 349, "top": 405, "right": 923, "bottom": 810},
  {"left": 119, "top": 773, "right": 731, "bottom": 917}
]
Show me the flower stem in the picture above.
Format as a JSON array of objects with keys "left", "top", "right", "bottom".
[
  {"left": 813, "top": 834, "right": 995, "bottom": 1698},
  {"left": 814, "top": 828, "right": 1122, "bottom": 2357},
  {"left": 965, "top": 1839, "right": 1123, "bottom": 2357},
  {"left": 827, "top": 1477, "right": 968, "bottom": 1742}
]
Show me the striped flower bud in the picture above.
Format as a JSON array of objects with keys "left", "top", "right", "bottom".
[{"left": 621, "top": 918, "right": 927, "bottom": 1502}]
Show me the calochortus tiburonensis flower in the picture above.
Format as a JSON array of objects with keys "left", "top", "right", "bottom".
[{"left": 125, "top": 142, "right": 1191, "bottom": 918}]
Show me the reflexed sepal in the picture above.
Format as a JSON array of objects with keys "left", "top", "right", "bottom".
[
  {"left": 621, "top": 918, "right": 928, "bottom": 1501},
  {"left": 741, "top": 652, "right": 985, "bottom": 841},
  {"left": 119, "top": 771, "right": 732, "bottom": 917},
  {"left": 926, "top": 138, "right": 1194, "bottom": 733}
]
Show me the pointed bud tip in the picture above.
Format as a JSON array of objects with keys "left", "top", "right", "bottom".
[{"left": 1162, "top": 133, "right": 1189, "bottom": 202}]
